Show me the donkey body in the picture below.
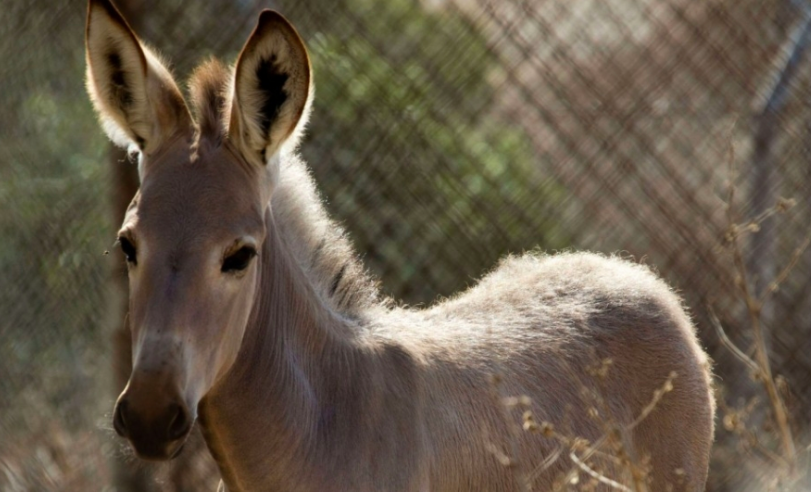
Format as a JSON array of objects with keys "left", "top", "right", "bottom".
[{"left": 85, "top": 1, "right": 714, "bottom": 490}]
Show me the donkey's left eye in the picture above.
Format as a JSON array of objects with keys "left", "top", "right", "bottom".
[
  {"left": 222, "top": 246, "right": 257, "bottom": 273},
  {"left": 118, "top": 237, "right": 137, "bottom": 265}
]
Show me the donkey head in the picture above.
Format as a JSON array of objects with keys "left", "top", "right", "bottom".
[{"left": 85, "top": 0, "right": 311, "bottom": 460}]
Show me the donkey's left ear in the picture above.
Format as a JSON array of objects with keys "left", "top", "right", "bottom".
[{"left": 229, "top": 10, "right": 312, "bottom": 166}]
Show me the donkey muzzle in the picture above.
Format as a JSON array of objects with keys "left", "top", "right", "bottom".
[{"left": 114, "top": 388, "right": 194, "bottom": 460}]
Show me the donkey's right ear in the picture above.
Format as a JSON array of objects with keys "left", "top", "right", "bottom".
[{"left": 85, "top": 0, "right": 190, "bottom": 152}]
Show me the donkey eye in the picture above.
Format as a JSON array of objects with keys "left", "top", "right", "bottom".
[
  {"left": 118, "top": 237, "right": 137, "bottom": 265},
  {"left": 222, "top": 246, "right": 257, "bottom": 273}
]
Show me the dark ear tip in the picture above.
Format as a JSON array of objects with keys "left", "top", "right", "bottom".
[
  {"left": 88, "top": 0, "right": 120, "bottom": 17},
  {"left": 87, "top": 0, "right": 130, "bottom": 31},
  {"left": 256, "top": 10, "right": 294, "bottom": 30}
]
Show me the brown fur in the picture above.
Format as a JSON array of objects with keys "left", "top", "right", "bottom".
[
  {"left": 189, "top": 59, "right": 230, "bottom": 146},
  {"left": 86, "top": 1, "right": 715, "bottom": 490}
]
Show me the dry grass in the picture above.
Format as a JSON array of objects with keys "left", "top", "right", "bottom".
[
  {"left": 486, "top": 356, "right": 681, "bottom": 491},
  {"left": 706, "top": 140, "right": 811, "bottom": 491}
]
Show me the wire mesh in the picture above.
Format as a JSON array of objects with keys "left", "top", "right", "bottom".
[{"left": 2, "top": 0, "right": 811, "bottom": 490}]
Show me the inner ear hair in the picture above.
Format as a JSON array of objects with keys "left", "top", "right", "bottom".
[
  {"left": 85, "top": 0, "right": 190, "bottom": 152},
  {"left": 229, "top": 10, "right": 312, "bottom": 165}
]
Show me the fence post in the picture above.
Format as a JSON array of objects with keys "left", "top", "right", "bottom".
[{"left": 748, "top": 5, "right": 811, "bottom": 343}]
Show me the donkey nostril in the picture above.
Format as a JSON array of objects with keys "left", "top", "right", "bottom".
[
  {"left": 113, "top": 400, "right": 129, "bottom": 437},
  {"left": 167, "top": 403, "right": 191, "bottom": 441}
]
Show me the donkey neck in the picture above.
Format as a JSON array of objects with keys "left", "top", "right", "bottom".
[{"left": 198, "top": 207, "right": 372, "bottom": 491}]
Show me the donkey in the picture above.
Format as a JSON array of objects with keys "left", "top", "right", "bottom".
[{"left": 86, "top": 1, "right": 714, "bottom": 490}]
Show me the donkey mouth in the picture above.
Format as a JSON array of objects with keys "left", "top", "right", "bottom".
[
  {"left": 129, "top": 436, "right": 189, "bottom": 462},
  {"left": 121, "top": 416, "right": 193, "bottom": 462}
]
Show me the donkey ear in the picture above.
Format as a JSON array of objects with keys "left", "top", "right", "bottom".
[
  {"left": 85, "top": 0, "right": 190, "bottom": 151},
  {"left": 229, "top": 10, "right": 312, "bottom": 166}
]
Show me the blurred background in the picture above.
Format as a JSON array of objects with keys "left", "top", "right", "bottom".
[{"left": 2, "top": 0, "right": 811, "bottom": 490}]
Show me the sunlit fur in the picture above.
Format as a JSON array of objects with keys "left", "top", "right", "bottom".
[
  {"left": 228, "top": 13, "right": 313, "bottom": 166},
  {"left": 85, "top": 0, "right": 190, "bottom": 157},
  {"left": 86, "top": 1, "right": 715, "bottom": 490}
]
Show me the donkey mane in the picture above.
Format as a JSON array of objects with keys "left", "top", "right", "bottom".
[{"left": 188, "top": 60, "right": 383, "bottom": 318}]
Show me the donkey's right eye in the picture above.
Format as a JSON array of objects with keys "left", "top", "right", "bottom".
[
  {"left": 118, "top": 237, "right": 137, "bottom": 265},
  {"left": 222, "top": 246, "right": 257, "bottom": 273}
]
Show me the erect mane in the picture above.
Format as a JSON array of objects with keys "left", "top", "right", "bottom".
[
  {"left": 189, "top": 58, "right": 231, "bottom": 146},
  {"left": 187, "top": 58, "right": 383, "bottom": 317},
  {"left": 272, "top": 154, "right": 384, "bottom": 317}
]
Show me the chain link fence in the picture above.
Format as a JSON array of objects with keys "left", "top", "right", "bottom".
[{"left": 2, "top": 0, "right": 811, "bottom": 490}]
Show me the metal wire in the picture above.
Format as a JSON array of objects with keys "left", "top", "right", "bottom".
[{"left": 2, "top": 0, "right": 810, "bottom": 490}]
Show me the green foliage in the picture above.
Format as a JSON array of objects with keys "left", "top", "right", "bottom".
[
  {"left": 0, "top": 4, "right": 113, "bottom": 430},
  {"left": 290, "top": 0, "right": 569, "bottom": 301}
]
